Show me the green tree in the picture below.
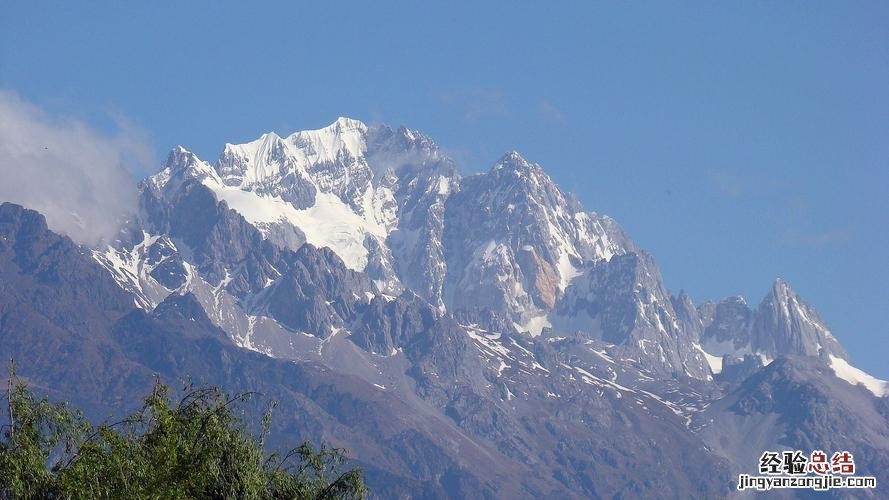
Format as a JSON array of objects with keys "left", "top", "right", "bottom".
[{"left": 0, "top": 366, "right": 366, "bottom": 499}]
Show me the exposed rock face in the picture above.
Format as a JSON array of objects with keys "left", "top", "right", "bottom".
[
  {"left": 716, "top": 354, "right": 765, "bottom": 385},
  {"left": 350, "top": 293, "right": 437, "bottom": 356},
  {"left": 259, "top": 245, "right": 374, "bottom": 336},
  {"left": 671, "top": 290, "right": 704, "bottom": 340},
  {"left": 442, "top": 152, "right": 631, "bottom": 335},
  {"left": 752, "top": 278, "right": 848, "bottom": 359},
  {"left": 700, "top": 279, "right": 847, "bottom": 361},
  {"left": 700, "top": 296, "right": 755, "bottom": 355},
  {"left": 552, "top": 252, "right": 711, "bottom": 379}
]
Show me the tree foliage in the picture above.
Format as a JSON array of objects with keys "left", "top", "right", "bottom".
[{"left": 0, "top": 366, "right": 366, "bottom": 499}]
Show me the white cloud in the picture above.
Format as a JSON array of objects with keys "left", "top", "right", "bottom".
[
  {"left": 0, "top": 91, "right": 154, "bottom": 246},
  {"left": 537, "top": 99, "right": 566, "bottom": 124}
]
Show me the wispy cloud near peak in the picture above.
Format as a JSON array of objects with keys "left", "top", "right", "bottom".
[{"left": 0, "top": 90, "right": 154, "bottom": 246}]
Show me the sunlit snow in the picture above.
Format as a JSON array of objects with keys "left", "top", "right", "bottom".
[{"left": 829, "top": 355, "right": 889, "bottom": 397}]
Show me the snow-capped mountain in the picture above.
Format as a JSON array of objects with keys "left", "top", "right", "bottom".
[
  {"left": 96, "top": 116, "right": 886, "bottom": 390},
  {"left": 7, "top": 117, "right": 888, "bottom": 498},
  {"left": 121, "top": 118, "right": 720, "bottom": 380}
]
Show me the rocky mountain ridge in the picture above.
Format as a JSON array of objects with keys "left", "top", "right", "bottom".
[{"left": 3, "top": 116, "right": 887, "bottom": 498}]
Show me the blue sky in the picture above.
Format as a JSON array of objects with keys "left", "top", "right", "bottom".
[{"left": 2, "top": 2, "right": 888, "bottom": 375}]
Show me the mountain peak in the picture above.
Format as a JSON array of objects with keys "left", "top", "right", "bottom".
[
  {"left": 331, "top": 116, "right": 366, "bottom": 130},
  {"left": 492, "top": 150, "right": 535, "bottom": 172},
  {"left": 395, "top": 125, "right": 422, "bottom": 142},
  {"left": 152, "top": 146, "right": 217, "bottom": 192},
  {"left": 220, "top": 131, "right": 285, "bottom": 163},
  {"left": 753, "top": 277, "right": 848, "bottom": 360},
  {"left": 488, "top": 151, "right": 559, "bottom": 194},
  {"left": 287, "top": 116, "right": 367, "bottom": 142},
  {"left": 763, "top": 277, "right": 806, "bottom": 316},
  {"left": 163, "top": 145, "right": 215, "bottom": 174},
  {"left": 770, "top": 276, "right": 791, "bottom": 295},
  {"left": 284, "top": 117, "right": 368, "bottom": 162},
  {"left": 0, "top": 202, "right": 50, "bottom": 239},
  {"left": 167, "top": 145, "right": 199, "bottom": 164}
]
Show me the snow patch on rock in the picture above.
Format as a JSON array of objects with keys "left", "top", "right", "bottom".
[{"left": 829, "top": 355, "right": 888, "bottom": 397}]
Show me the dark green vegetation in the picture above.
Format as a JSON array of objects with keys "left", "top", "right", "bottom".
[{"left": 0, "top": 368, "right": 365, "bottom": 499}]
